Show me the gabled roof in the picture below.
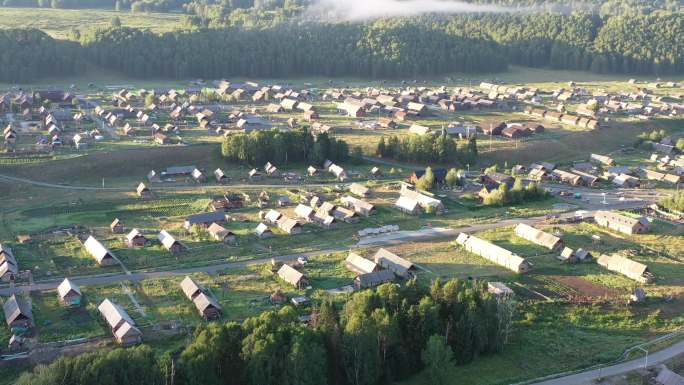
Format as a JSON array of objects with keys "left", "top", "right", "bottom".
[
  {"left": 3, "top": 294, "right": 33, "bottom": 325},
  {"left": 341, "top": 196, "right": 375, "bottom": 213},
  {"left": 349, "top": 183, "right": 370, "bottom": 196},
  {"left": 345, "top": 253, "right": 378, "bottom": 274},
  {"left": 98, "top": 298, "right": 135, "bottom": 330},
  {"left": 255, "top": 223, "right": 271, "bottom": 235},
  {"left": 0, "top": 244, "right": 17, "bottom": 266},
  {"left": 372, "top": 248, "right": 414, "bottom": 276},
  {"left": 126, "top": 228, "right": 145, "bottom": 242},
  {"left": 136, "top": 182, "right": 149, "bottom": 194},
  {"left": 158, "top": 230, "right": 182, "bottom": 250},
  {"left": 514, "top": 223, "right": 562, "bottom": 250},
  {"left": 207, "top": 222, "right": 233, "bottom": 238},
  {"left": 57, "top": 278, "right": 81, "bottom": 299},
  {"left": 597, "top": 254, "right": 651, "bottom": 282},
  {"left": 0, "top": 260, "right": 18, "bottom": 277},
  {"left": 113, "top": 321, "right": 142, "bottom": 339},
  {"left": 400, "top": 188, "right": 443, "bottom": 209},
  {"left": 193, "top": 292, "right": 222, "bottom": 313},
  {"left": 83, "top": 236, "right": 114, "bottom": 263},
  {"left": 185, "top": 211, "right": 226, "bottom": 225},
  {"left": 277, "top": 216, "right": 301, "bottom": 233},
  {"left": 459, "top": 233, "right": 531, "bottom": 273},
  {"left": 180, "top": 276, "right": 203, "bottom": 300},
  {"left": 355, "top": 270, "right": 395, "bottom": 287},
  {"left": 395, "top": 195, "right": 420, "bottom": 212},
  {"left": 295, "top": 204, "right": 315, "bottom": 219},
  {"left": 265, "top": 209, "right": 283, "bottom": 223},
  {"left": 277, "top": 264, "right": 305, "bottom": 286}
]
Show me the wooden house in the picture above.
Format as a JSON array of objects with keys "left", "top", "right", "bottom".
[
  {"left": 340, "top": 196, "right": 375, "bottom": 216},
  {"left": 125, "top": 229, "right": 148, "bottom": 248},
  {"left": 84, "top": 236, "right": 117, "bottom": 266},
  {"left": 372, "top": 248, "right": 415, "bottom": 278},
  {"left": 597, "top": 254, "right": 654, "bottom": 283},
  {"left": 208, "top": 223, "right": 236, "bottom": 244},
  {"left": 110, "top": 218, "right": 124, "bottom": 234},
  {"left": 0, "top": 244, "right": 18, "bottom": 282},
  {"left": 136, "top": 182, "right": 152, "bottom": 198},
  {"left": 158, "top": 230, "right": 186, "bottom": 253},
  {"left": 594, "top": 211, "right": 649, "bottom": 235},
  {"left": 349, "top": 183, "right": 370, "bottom": 198},
  {"left": 354, "top": 270, "right": 395, "bottom": 289},
  {"left": 3, "top": 295, "right": 33, "bottom": 330},
  {"left": 456, "top": 233, "right": 532, "bottom": 273},
  {"left": 255, "top": 223, "right": 273, "bottom": 238},
  {"left": 214, "top": 168, "right": 229, "bottom": 184},
  {"left": 277, "top": 264, "right": 309, "bottom": 289},
  {"left": 183, "top": 211, "right": 226, "bottom": 229},
  {"left": 345, "top": 253, "right": 379, "bottom": 274},
  {"left": 180, "top": 276, "right": 222, "bottom": 320},
  {"left": 57, "top": 278, "right": 82, "bottom": 307},
  {"left": 98, "top": 299, "right": 142, "bottom": 346},
  {"left": 514, "top": 223, "right": 563, "bottom": 251}
]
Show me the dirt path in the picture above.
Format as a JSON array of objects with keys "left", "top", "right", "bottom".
[{"left": 0, "top": 173, "right": 356, "bottom": 192}]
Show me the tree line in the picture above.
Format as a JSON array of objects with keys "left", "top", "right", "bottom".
[
  {"left": 377, "top": 133, "right": 478, "bottom": 165},
  {"left": 658, "top": 191, "right": 684, "bottom": 213},
  {"left": 16, "top": 278, "right": 515, "bottom": 385},
  {"left": 1, "top": 9, "right": 683, "bottom": 81},
  {"left": 482, "top": 177, "right": 549, "bottom": 206},
  {"left": 221, "top": 129, "right": 349, "bottom": 166},
  {"left": 0, "top": 29, "right": 83, "bottom": 82}
]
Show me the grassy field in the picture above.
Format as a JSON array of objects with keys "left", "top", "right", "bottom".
[
  {"left": 0, "top": 7, "right": 185, "bottom": 39},
  {"left": 31, "top": 290, "right": 106, "bottom": 342},
  {"left": 401, "top": 300, "right": 683, "bottom": 385}
]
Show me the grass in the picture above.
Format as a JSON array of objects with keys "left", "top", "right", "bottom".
[
  {"left": 0, "top": 7, "right": 185, "bottom": 40},
  {"left": 401, "top": 300, "right": 684, "bottom": 385},
  {"left": 31, "top": 290, "right": 106, "bottom": 342}
]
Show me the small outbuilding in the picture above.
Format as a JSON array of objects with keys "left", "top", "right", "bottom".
[{"left": 57, "top": 278, "right": 82, "bottom": 307}]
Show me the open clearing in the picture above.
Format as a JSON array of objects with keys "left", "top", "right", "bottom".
[{"left": 0, "top": 7, "right": 184, "bottom": 39}]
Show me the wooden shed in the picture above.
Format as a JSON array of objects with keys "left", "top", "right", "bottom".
[{"left": 57, "top": 278, "right": 82, "bottom": 307}]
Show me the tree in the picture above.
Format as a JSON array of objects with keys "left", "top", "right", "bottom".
[
  {"left": 110, "top": 16, "right": 122, "bottom": 28},
  {"left": 676, "top": 138, "right": 684, "bottom": 151},
  {"left": 421, "top": 335, "right": 453, "bottom": 385},
  {"left": 445, "top": 168, "right": 459, "bottom": 188},
  {"left": 287, "top": 328, "right": 328, "bottom": 385},
  {"left": 376, "top": 137, "right": 386, "bottom": 157},
  {"left": 144, "top": 93, "right": 156, "bottom": 107},
  {"left": 416, "top": 166, "right": 435, "bottom": 191},
  {"left": 510, "top": 177, "right": 525, "bottom": 203}
]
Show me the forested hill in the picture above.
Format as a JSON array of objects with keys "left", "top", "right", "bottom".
[{"left": 1, "top": 10, "right": 683, "bottom": 82}]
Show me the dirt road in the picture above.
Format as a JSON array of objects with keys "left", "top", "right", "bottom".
[{"left": 532, "top": 339, "right": 684, "bottom": 385}]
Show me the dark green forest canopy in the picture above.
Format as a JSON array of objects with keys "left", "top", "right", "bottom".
[{"left": 0, "top": 7, "right": 683, "bottom": 81}]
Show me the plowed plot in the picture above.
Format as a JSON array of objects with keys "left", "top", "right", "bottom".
[{"left": 553, "top": 276, "right": 621, "bottom": 298}]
